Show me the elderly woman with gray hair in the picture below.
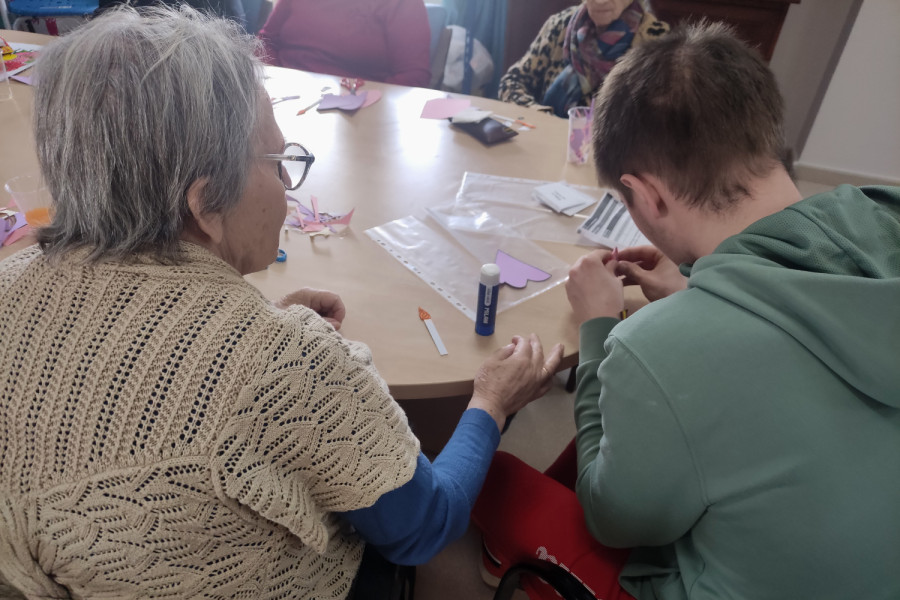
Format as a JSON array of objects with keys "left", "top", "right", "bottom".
[{"left": 0, "top": 7, "right": 563, "bottom": 599}]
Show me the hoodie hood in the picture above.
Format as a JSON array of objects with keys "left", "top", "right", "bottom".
[{"left": 686, "top": 185, "right": 900, "bottom": 406}]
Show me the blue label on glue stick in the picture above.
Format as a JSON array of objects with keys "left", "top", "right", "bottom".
[{"left": 475, "top": 263, "right": 500, "bottom": 336}]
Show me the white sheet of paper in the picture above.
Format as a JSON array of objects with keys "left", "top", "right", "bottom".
[
  {"left": 533, "top": 182, "right": 597, "bottom": 216},
  {"left": 576, "top": 192, "right": 650, "bottom": 248}
]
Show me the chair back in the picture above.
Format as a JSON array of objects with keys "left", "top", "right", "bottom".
[
  {"left": 493, "top": 560, "right": 596, "bottom": 600},
  {"left": 425, "top": 3, "right": 448, "bottom": 58},
  {"left": 1, "top": 1, "right": 11, "bottom": 29},
  {"left": 8, "top": 0, "right": 97, "bottom": 17},
  {"left": 425, "top": 3, "right": 452, "bottom": 89}
]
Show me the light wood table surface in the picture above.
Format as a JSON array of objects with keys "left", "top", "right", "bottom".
[
  {"left": 0, "top": 31, "right": 42, "bottom": 194},
  {"left": 1, "top": 31, "right": 645, "bottom": 405}
]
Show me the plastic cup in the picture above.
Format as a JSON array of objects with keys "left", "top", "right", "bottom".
[
  {"left": 567, "top": 106, "right": 591, "bottom": 165},
  {"left": 1, "top": 57, "right": 13, "bottom": 101},
  {"left": 5, "top": 174, "right": 53, "bottom": 226}
]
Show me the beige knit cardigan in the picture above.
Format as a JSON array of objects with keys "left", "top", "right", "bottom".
[{"left": 0, "top": 243, "right": 419, "bottom": 599}]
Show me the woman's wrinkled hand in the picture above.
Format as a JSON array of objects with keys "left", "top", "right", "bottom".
[
  {"left": 275, "top": 288, "right": 346, "bottom": 330},
  {"left": 469, "top": 334, "right": 564, "bottom": 432}
]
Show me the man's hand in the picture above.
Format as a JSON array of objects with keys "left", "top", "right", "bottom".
[
  {"left": 275, "top": 288, "right": 347, "bottom": 330},
  {"left": 566, "top": 249, "right": 624, "bottom": 325},
  {"left": 615, "top": 246, "right": 687, "bottom": 302},
  {"left": 469, "top": 334, "right": 564, "bottom": 432}
]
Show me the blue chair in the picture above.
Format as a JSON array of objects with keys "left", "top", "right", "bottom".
[{"left": 9, "top": 0, "right": 98, "bottom": 31}]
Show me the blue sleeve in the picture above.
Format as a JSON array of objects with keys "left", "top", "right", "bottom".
[{"left": 340, "top": 408, "right": 500, "bottom": 565}]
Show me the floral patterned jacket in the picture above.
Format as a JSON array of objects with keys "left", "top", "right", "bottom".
[{"left": 499, "top": 5, "right": 668, "bottom": 110}]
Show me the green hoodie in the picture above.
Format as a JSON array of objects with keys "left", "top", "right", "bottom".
[{"left": 574, "top": 185, "right": 900, "bottom": 600}]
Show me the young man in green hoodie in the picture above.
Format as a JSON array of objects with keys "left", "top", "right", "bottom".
[{"left": 474, "top": 20, "right": 900, "bottom": 600}]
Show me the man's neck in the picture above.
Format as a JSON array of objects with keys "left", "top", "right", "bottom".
[{"left": 683, "top": 168, "right": 803, "bottom": 261}]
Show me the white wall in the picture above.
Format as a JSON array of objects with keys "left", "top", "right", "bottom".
[
  {"left": 769, "top": 0, "right": 860, "bottom": 158},
  {"left": 797, "top": 0, "right": 900, "bottom": 182}
]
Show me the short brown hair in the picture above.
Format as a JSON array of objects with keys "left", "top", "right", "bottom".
[{"left": 591, "top": 21, "right": 786, "bottom": 211}]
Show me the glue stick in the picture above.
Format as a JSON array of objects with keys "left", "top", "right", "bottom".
[{"left": 475, "top": 263, "right": 501, "bottom": 336}]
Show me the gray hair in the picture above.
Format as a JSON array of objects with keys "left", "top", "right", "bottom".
[
  {"left": 34, "top": 4, "right": 265, "bottom": 263},
  {"left": 591, "top": 20, "right": 786, "bottom": 211}
]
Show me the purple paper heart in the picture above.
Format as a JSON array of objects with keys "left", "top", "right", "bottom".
[
  {"left": 495, "top": 249, "right": 551, "bottom": 288},
  {"left": 318, "top": 92, "right": 367, "bottom": 111}
]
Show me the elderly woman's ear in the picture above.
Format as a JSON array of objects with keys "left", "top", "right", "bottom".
[{"left": 184, "top": 178, "right": 225, "bottom": 245}]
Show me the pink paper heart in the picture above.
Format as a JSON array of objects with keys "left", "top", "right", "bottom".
[{"left": 361, "top": 89, "right": 382, "bottom": 108}]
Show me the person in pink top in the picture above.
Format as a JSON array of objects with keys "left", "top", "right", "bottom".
[{"left": 258, "top": 0, "right": 431, "bottom": 87}]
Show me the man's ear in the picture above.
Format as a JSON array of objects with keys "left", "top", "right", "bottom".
[
  {"left": 186, "top": 178, "right": 224, "bottom": 245},
  {"left": 620, "top": 173, "right": 669, "bottom": 220}
]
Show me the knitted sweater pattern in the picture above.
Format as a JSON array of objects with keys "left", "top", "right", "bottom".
[{"left": 0, "top": 244, "right": 419, "bottom": 599}]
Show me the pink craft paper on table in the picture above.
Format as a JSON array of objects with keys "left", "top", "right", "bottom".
[
  {"left": 2, "top": 43, "right": 40, "bottom": 77},
  {"left": 495, "top": 249, "right": 551, "bottom": 289},
  {"left": 2, "top": 223, "right": 32, "bottom": 247},
  {"left": 361, "top": 89, "right": 382, "bottom": 108},
  {"left": 1, "top": 212, "right": 29, "bottom": 246},
  {"left": 285, "top": 195, "right": 354, "bottom": 234},
  {"left": 318, "top": 92, "right": 367, "bottom": 111},
  {"left": 421, "top": 97, "right": 471, "bottom": 120}
]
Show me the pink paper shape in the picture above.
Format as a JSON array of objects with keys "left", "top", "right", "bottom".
[
  {"left": 495, "top": 249, "right": 551, "bottom": 289},
  {"left": 3, "top": 50, "right": 38, "bottom": 76},
  {"left": 318, "top": 92, "right": 367, "bottom": 111},
  {"left": 421, "top": 97, "right": 471, "bottom": 120},
  {"left": 2, "top": 224, "right": 32, "bottom": 247},
  {"left": 286, "top": 196, "right": 354, "bottom": 234},
  {"left": 1, "top": 212, "right": 28, "bottom": 246},
  {"left": 361, "top": 89, "right": 382, "bottom": 108}
]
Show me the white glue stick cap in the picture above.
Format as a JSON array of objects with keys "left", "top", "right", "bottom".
[{"left": 480, "top": 263, "right": 501, "bottom": 287}]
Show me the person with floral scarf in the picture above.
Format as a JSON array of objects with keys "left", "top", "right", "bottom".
[{"left": 499, "top": 0, "right": 668, "bottom": 117}]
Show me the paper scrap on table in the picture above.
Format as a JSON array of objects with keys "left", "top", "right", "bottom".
[
  {"left": 1, "top": 211, "right": 29, "bottom": 246},
  {"left": 360, "top": 89, "right": 382, "bottom": 108},
  {"left": 418, "top": 307, "right": 448, "bottom": 356},
  {"left": 421, "top": 97, "right": 471, "bottom": 120},
  {"left": 2, "top": 42, "right": 41, "bottom": 77},
  {"left": 450, "top": 107, "right": 492, "bottom": 124},
  {"left": 533, "top": 182, "right": 597, "bottom": 216},
  {"left": 318, "top": 92, "right": 367, "bottom": 111},
  {"left": 577, "top": 192, "right": 650, "bottom": 249},
  {"left": 285, "top": 195, "right": 354, "bottom": 235},
  {"left": 495, "top": 249, "right": 551, "bottom": 289},
  {"left": 491, "top": 113, "right": 535, "bottom": 131}
]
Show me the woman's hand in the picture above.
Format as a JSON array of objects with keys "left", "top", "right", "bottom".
[
  {"left": 566, "top": 249, "right": 624, "bottom": 325},
  {"left": 275, "top": 288, "right": 346, "bottom": 330},
  {"left": 615, "top": 245, "right": 687, "bottom": 302},
  {"left": 469, "top": 334, "right": 564, "bottom": 432}
]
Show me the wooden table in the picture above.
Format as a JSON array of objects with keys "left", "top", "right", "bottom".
[
  {"left": 1, "top": 30, "right": 645, "bottom": 410},
  {"left": 0, "top": 31, "right": 42, "bottom": 194},
  {"left": 256, "top": 67, "right": 639, "bottom": 402}
]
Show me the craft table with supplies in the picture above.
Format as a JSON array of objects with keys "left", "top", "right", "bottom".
[
  {"left": 1, "top": 33, "right": 647, "bottom": 450},
  {"left": 257, "top": 66, "right": 645, "bottom": 400}
]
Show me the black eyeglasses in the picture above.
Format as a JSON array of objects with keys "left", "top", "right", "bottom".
[{"left": 261, "top": 142, "right": 315, "bottom": 190}]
